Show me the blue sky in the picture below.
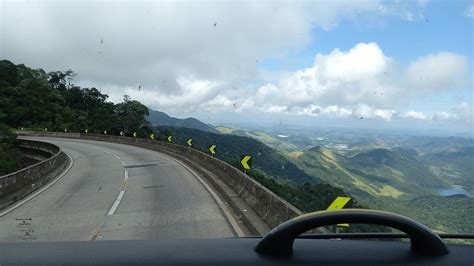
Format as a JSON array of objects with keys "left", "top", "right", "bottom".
[{"left": 261, "top": 1, "right": 472, "bottom": 70}]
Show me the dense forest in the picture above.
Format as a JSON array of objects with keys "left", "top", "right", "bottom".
[{"left": 0, "top": 60, "right": 151, "bottom": 137}]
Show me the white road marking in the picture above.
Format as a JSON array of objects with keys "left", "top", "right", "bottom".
[
  {"left": 0, "top": 153, "right": 74, "bottom": 217},
  {"left": 113, "top": 154, "right": 121, "bottom": 160},
  {"left": 106, "top": 169, "right": 128, "bottom": 216},
  {"left": 121, "top": 161, "right": 125, "bottom": 166},
  {"left": 159, "top": 153, "right": 245, "bottom": 237},
  {"left": 103, "top": 150, "right": 111, "bottom": 154},
  {"left": 107, "top": 190, "right": 125, "bottom": 216}
]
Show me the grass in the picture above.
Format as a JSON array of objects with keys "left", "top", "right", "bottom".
[{"left": 215, "top": 126, "right": 236, "bottom": 134}]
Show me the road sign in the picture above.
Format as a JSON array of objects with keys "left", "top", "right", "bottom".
[
  {"left": 327, "top": 196, "right": 351, "bottom": 227},
  {"left": 187, "top": 138, "right": 192, "bottom": 147},
  {"left": 64, "top": 128, "right": 67, "bottom": 132},
  {"left": 168, "top": 136, "right": 172, "bottom": 142},
  {"left": 150, "top": 133, "right": 155, "bottom": 140},
  {"left": 44, "top": 128, "right": 47, "bottom": 132},
  {"left": 85, "top": 129, "right": 88, "bottom": 133},
  {"left": 21, "top": 127, "right": 24, "bottom": 131},
  {"left": 209, "top": 144, "right": 216, "bottom": 156},
  {"left": 133, "top": 132, "right": 137, "bottom": 137},
  {"left": 240, "top": 155, "right": 252, "bottom": 170},
  {"left": 104, "top": 130, "right": 107, "bottom": 135},
  {"left": 120, "top": 131, "right": 124, "bottom": 136}
]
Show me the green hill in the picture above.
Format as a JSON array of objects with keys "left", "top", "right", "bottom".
[
  {"left": 147, "top": 109, "right": 218, "bottom": 133},
  {"left": 155, "top": 126, "right": 313, "bottom": 184},
  {"left": 215, "top": 126, "right": 299, "bottom": 154},
  {"left": 292, "top": 145, "right": 474, "bottom": 233},
  {"left": 422, "top": 146, "right": 474, "bottom": 194}
]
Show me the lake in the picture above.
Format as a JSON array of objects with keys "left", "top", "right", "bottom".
[{"left": 436, "top": 187, "right": 472, "bottom": 197}]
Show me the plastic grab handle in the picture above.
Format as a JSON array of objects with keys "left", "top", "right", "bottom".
[{"left": 254, "top": 209, "right": 449, "bottom": 257}]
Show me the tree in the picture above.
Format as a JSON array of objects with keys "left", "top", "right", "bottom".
[{"left": 115, "top": 95, "right": 149, "bottom": 134}]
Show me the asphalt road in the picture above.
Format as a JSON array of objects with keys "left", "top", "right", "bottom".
[{"left": 0, "top": 137, "right": 234, "bottom": 242}]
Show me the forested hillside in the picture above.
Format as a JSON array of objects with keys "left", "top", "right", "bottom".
[
  {"left": 147, "top": 109, "right": 217, "bottom": 133},
  {"left": 0, "top": 60, "right": 151, "bottom": 137}
]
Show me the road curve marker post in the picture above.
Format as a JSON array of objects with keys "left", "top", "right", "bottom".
[
  {"left": 209, "top": 144, "right": 216, "bottom": 157},
  {"left": 327, "top": 196, "right": 351, "bottom": 227},
  {"left": 168, "top": 135, "right": 172, "bottom": 143},
  {"left": 187, "top": 138, "right": 193, "bottom": 147},
  {"left": 150, "top": 133, "right": 155, "bottom": 140},
  {"left": 240, "top": 155, "right": 252, "bottom": 174}
]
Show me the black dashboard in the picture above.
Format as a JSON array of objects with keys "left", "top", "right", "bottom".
[{"left": 0, "top": 237, "right": 472, "bottom": 265}]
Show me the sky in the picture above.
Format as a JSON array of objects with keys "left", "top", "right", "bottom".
[{"left": 1, "top": 0, "right": 473, "bottom": 134}]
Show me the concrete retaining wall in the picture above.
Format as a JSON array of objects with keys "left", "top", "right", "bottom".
[
  {"left": 18, "top": 132, "right": 305, "bottom": 231},
  {"left": 0, "top": 139, "right": 69, "bottom": 209}
]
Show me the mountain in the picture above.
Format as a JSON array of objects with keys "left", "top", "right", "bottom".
[
  {"left": 215, "top": 126, "right": 299, "bottom": 154},
  {"left": 294, "top": 146, "right": 450, "bottom": 199},
  {"left": 147, "top": 109, "right": 218, "bottom": 133},
  {"left": 155, "top": 125, "right": 313, "bottom": 183},
  {"left": 421, "top": 146, "right": 474, "bottom": 194},
  {"left": 292, "top": 145, "right": 474, "bottom": 233}
]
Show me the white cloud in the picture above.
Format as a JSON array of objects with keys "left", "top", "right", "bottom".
[
  {"left": 252, "top": 42, "right": 399, "bottom": 109},
  {"left": 404, "top": 111, "right": 427, "bottom": 120},
  {"left": 2, "top": 1, "right": 471, "bottom": 127},
  {"left": 404, "top": 52, "right": 469, "bottom": 91},
  {"left": 465, "top": 4, "right": 474, "bottom": 18},
  {"left": 245, "top": 43, "right": 468, "bottom": 121}
]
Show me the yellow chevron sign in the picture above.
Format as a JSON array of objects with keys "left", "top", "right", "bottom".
[
  {"left": 120, "top": 131, "right": 124, "bottom": 136},
  {"left": 240, "top": 155, "right": 252, "bottom": 170},
  {"left": 209, "top": 144, "right": 216, "bottom": 155},
  {"left": 85, "top": 129, "right": 88, "bottom": 133},
  {"left": 187, "top": 138, "right": 192, "bottom": 147},
  {"left": 327, "top": 196, "right": 351, "bottom": 227},
  {"left": 103, "top": 130, "right": 107, "bottom": 135},
  {"left": 168, "top": 136, "right": 172, "bottom": 142},
  {"left": 133, "top": 132, "right": 137, "bottom": 137},
  {"left": 150, "top": 133, "right": 155, "bottom": 140}
]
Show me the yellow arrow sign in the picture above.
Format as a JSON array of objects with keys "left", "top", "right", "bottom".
[
  {"left": 103, "top": 130, "right": 107, "bottom": 135},
  {"left": 327, "top": 196, "right": 351, "bottom": 227},
  {"left": 150, "top": 134, "right": 155, "bottom": 140},
  {"left": 241, "top": 155, "right": 252, "bottom": 170},
  {"left": 209, "top": 144, "right": 216, "bottom": 155},
  {"left": 133, "top": 132, "right": 137, "bottom": 137},
  {"left": 64, "top": 128, "right": 67, "bottom": 132},
  {"left": 44, "top": 128, "right": 48, "bottom": 132},
  {"left": 168, "top": 136, "right": 172, "bottom": 142},
  {"left": 120, "top": 131, "right": 124, "bottom": 136},
  {"left": 85, "top": 129, "right": 88, "bottom": 133},
  {"left": 21, "top": 127, "right": 24, "bottom": 131},
  {"left": 187, "top": 138, "right": 192, "bottom": 147}
]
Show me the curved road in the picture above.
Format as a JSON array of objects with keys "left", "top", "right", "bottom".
[{"left": 0, "top": 137, "right": 235, "bottom": 242}]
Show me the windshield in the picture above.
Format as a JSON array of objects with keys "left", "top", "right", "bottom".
[{"left": 0, "top": 0, "right": 472, "bottom": 244}]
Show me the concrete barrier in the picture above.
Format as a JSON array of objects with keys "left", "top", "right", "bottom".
[
  {"left": 0, "top": 139, "right": 70, "bottom": 209},
  {"left": 16, "top": 132, "right": 311, "bottom": 234}
]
